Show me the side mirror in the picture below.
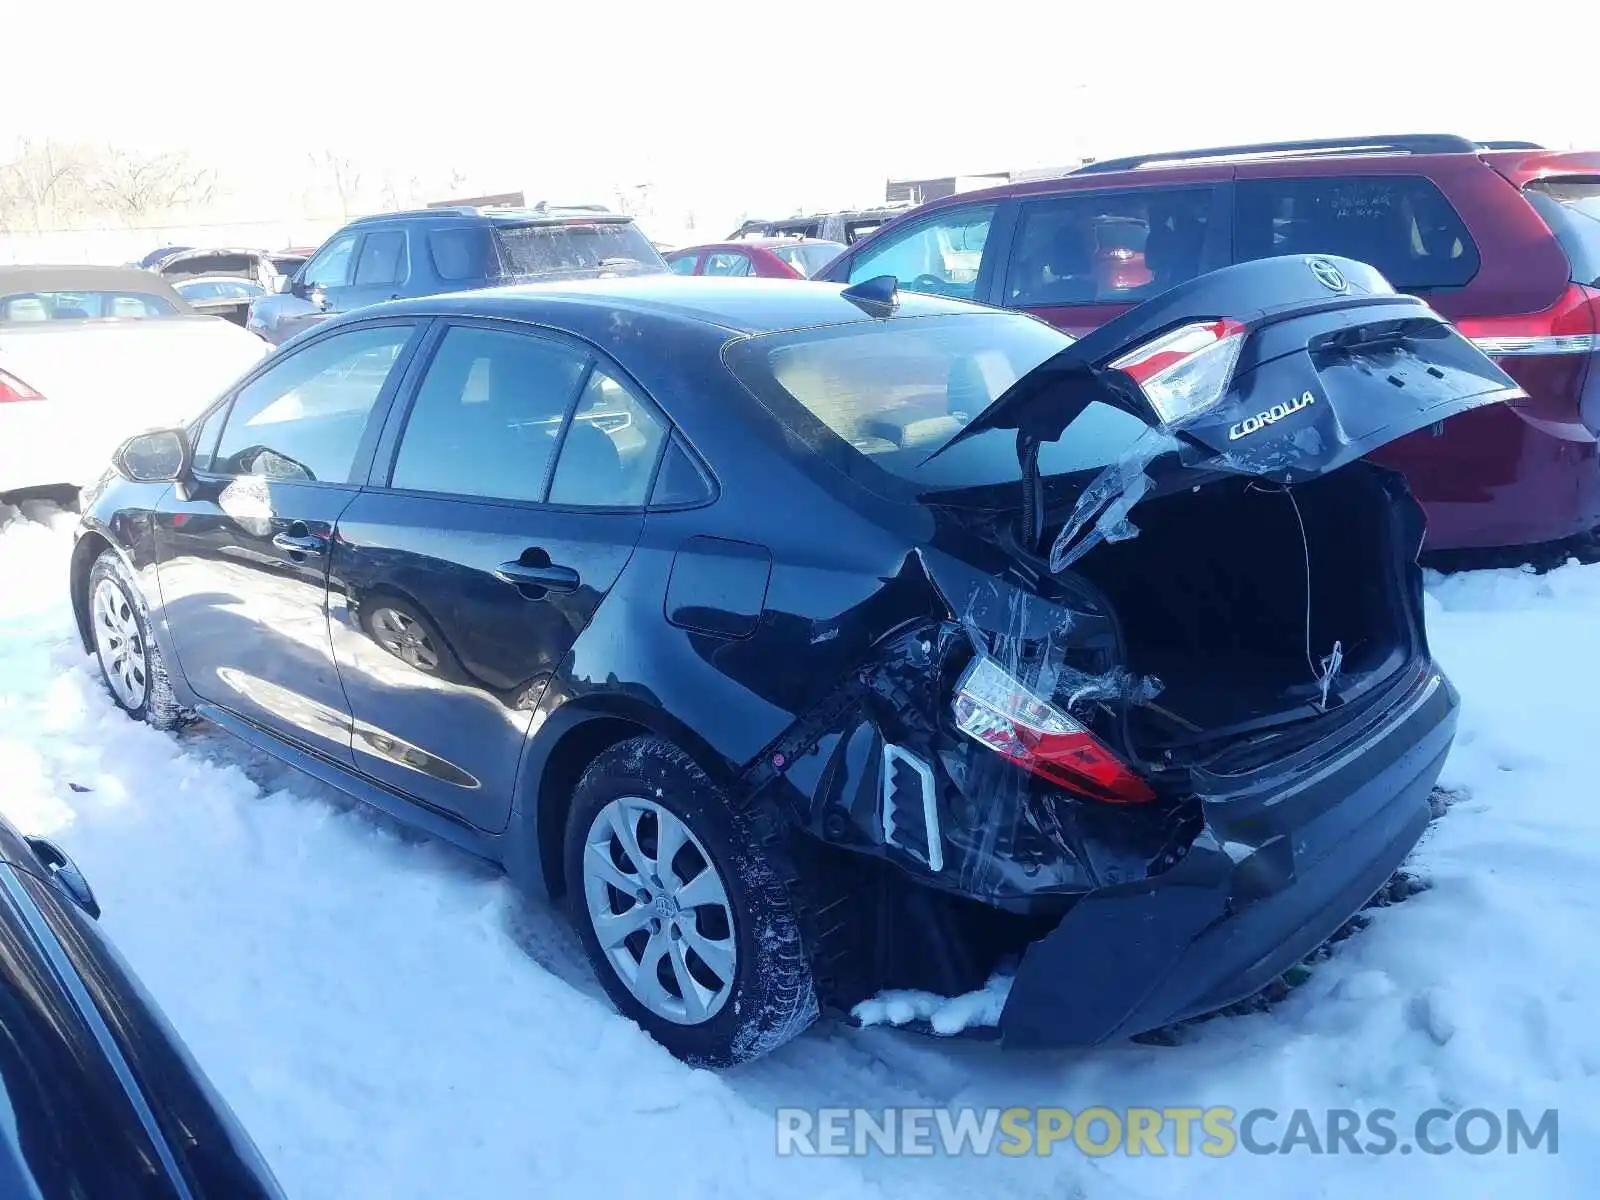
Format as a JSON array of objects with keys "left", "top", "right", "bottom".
[{"left": 112, "top": 428, "right": 191, "bottom": 484}]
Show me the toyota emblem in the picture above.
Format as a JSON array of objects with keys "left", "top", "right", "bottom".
[{"left": 1308, "top": 258, "right": 1347, "bottom": 292}]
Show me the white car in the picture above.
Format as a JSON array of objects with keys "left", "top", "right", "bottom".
[{"left": 0, "top": 265, "right": 271, "bottom": 498}]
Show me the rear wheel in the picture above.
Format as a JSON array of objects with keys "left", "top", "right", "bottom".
[
  {"left": 565, "top": 736, "right": 818, "bottom": 1066},
  {"left": 87, "top": 550, "right": 186, "bottom": 730}
]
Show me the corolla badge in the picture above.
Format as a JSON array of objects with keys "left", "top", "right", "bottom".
[
  {"left": 1308, "top": 257, "right": 1346, "bottom": 292},
  {"left": 1228, "top": 391, "right": 1316, "bottom": 441}
]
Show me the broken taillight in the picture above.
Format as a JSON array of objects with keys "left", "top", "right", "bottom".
[
  {"left": 1108, "top": 318, "right": 1246, "bottom": 428},
  {"left": 952, "top": 657, "right": 1155, "bottom": 803},
  {"left": 0, "top": 369, "right": 45, "bottom": 404}
]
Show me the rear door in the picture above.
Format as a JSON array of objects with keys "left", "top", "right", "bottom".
[
  {"left": 999, "top": 184, "right": 1230, "bottom": 336},
  {"left": 339, "top": 228, "right": 410, "bottom": 312},
  {"left": 153, "top": 319, "right": 423, "bottom": 763},
  {"left": 328, "top": 319, "right": 670, "bottom": 831}
]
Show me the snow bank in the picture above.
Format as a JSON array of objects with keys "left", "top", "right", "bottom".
[{"left": 2, "top": 505, "right": 1598, "bottom": 1199}]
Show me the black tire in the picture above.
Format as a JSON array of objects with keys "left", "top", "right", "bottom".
[
  {"left": 565, "top": 736, "right": 818, "bottom": 1067},
  {"left": 86, "top": 549, "right": 188, "bottom": 731}
]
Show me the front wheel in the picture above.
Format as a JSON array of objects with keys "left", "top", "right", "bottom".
[
  {"left": 87, "top": 550, "right": 186, "bottom": 730},
  {"left": 565, "top": 736, "right": 818, "bottom": 1066}
]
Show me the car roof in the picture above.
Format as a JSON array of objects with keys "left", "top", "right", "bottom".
[
  {"left": 365, "top": 275, "right": 994, "bottom": 336},
  {"left": 345, "top": 205, "right": 634, "bottom": 228},
  {"left": 0, "top": 264, "right": 186, "bottom": 299},
  {"left": 674, "top": 238, "right": 844, "bottom": 254}
]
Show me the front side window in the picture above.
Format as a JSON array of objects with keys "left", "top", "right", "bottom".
[
  {"left": 1233, "top": 175, "right": 1479, "bottom": 289},
  {"left": 354, "top": 230, "right": 407, "bottom": 286},
  {"left": 390, "top": 326, "right": 589, "bottom": 503},
  {"left": 702, "top": 252, "right": 753, "bottom": 277},
  {"left": 211, "top": 323, "right": 413, "bottom": 483},
  {"left": 846, "top": 205, "right": 996, "bottom": 300},
  {"left": 771, "top": 242, "right": 843, "bottom": 278},
  {"left": 1007, "top": 188, "right": 1213, "bottom": 307},
  {"left": 547, "top": 367, "right": 667, "bottom": 507},
  {"left": 302, "top": 233, "right": 359, "bottom": 289}
]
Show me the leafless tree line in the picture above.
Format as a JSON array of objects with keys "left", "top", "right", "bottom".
[{"left": 0, "top": 139, "right": 216, "bottom": 232}]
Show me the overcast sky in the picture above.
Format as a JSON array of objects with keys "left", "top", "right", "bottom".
[{"left": 7, "top": 0, "right": 1597, "bottom": 231}]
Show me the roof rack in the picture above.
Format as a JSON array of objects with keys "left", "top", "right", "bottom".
[
  {"left": 1071, "top": 134, "right": 1481, "bottom": 175},
  {"left": 1477, "top": 140, "right": 1545, "bottom": 150}
]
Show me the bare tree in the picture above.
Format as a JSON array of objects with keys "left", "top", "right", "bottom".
[
  {"left": 0, "top": 138, "right": 94, "bottom": 232},
  {"left": 309, "top": 150, "right": 365, "bottom": 219},
  {"left": 88, "top": 146, "right": 215, "bottom": 224}
]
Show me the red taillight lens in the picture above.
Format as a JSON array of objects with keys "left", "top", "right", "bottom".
[
  {"left": 1460, "top": 283, "right": 1600, "bottom": 358},
  {"left": 1107, "top": 318, "right": 1246, "bottom": 428},
  {"left": 952, "top": 657, "right": 1155, "bottom": 804},
  {"left": 0, "top": 369, "right": 45, "bottom": 404}
]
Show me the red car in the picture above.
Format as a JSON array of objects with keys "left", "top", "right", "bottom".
[
  {"left": 665, "top": 238, "right": 846, "bottom": 280},
  {"left": 819, "top": 135, "right": 1600, "bottom": 555}
]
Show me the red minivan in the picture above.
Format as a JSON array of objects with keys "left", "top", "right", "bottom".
[{"left": 819, "top": 135, "right": 1600, "bottom": 554}]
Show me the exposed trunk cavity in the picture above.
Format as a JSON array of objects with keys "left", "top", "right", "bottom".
[{"left": 1068, "top": 463, "right": 1423, "bottom": 766}]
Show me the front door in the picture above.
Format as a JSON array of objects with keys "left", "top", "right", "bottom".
[
  {"left": 276, "top": 231, "right": 361, "bottom": 343},
  {"left": 328, "top": 321, "right": 668, "bottom": 831},
  {"left": 153, "top": 319, "right": 422, "bottom": 764}
]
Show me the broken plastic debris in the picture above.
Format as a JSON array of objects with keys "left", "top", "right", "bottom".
[
  {"left": 851, "top": 973, "right": 1015, "bottom": 1036},
  {"left": 68, "top": 782, "right": 91, "bottom": 793}
]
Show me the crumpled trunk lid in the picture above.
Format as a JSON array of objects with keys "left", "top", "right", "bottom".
[{"left": 931, "top": 254, "right": 1524, "bottom": 569}]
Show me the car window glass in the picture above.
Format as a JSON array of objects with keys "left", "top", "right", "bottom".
[
  {"left": 548, "top": 366, "right": 667, "bottom": 507},
  {"left": 0, "top": 291, "right": 178, "bottom": 321},
  {"left": 302, "top": 234, "right": 358, "bottom": 289},
  {"left": 427, "top": 227, "right": 493, "bottom": 281},
  {"left": 847, "top": 205, "right": 995, "bottom": 299},
  {"left": 390, "top": 326, "right": 589, "bottom": 502},
  {"left": 667, "top": 254, "right": 698, "bottom": 275},
  {"left": 212, "top": 324, "right": 412, "bottom": 483},
  {"left": 650, "top": 435, "right": 713, "bottom": 506},
  {"left": 1233, "top": 175, "right": 1479, "bottom": 289},
  {"left": 187, "top": 402, "right": 229, "bottom": 473},
  {"left": 1007, "top": 188, "right": 1212, "bottom": 307},
  {"left": 353, "top": 230, "right": 407, "bottom": 286},
  {"left": 702, "top": 252, "right": 753, "bottom": 277}
]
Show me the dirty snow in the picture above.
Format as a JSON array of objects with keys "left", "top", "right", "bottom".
[{"left": 2, "top": 498, "right": 1598, "bottom": 1198}]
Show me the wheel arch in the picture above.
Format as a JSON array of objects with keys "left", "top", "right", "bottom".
[
  {"left": 69, "top": 530, "right": 117, "bottom": 654},
  {"left": 515, "top": 696, "right": 738, "bottom": 902}
]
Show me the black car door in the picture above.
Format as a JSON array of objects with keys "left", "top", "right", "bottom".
[
  {"left": 152, "top": 319, "right": 424, "bottom": 764},
  {"left": 327, "top": 319, "right": 668, "bottom": 832}
]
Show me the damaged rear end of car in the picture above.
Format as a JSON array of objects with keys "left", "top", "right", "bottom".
[{"left": 722, "top": 257, "right": 1517, "bottom": 1047}]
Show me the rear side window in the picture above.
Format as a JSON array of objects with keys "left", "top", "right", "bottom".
[
  {"left": 666, "top": 254, "right": 699, "bottom": 274},
  {"left": 702, "top": 252, "right": 753, "bottom": 277},
  {"left": 1234, "top": 175, "right": 1479, "bottom": 289},
  {"left": 427, "top": 227, "right": 493, "bottom": 282},
  {"left": 391, "top": 326, "right": 589, "bottom": 503},
  {"left": 1524, "top": 178, "right": 1600, "bottom": 287},
  {"left": 547, "top": 367, "right": 667, "bottom": 508},
  {"left": 354, "top": 230, "right": 407, "bottom": 286},
  {"left": 1006, "top": 188, "right": 1213, "bottom": 307}
]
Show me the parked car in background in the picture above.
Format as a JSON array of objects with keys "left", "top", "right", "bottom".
[
  {"left": 0, "top": 809, "right": 285, "bottom": 1197},
  {"left": 174, "top": 276, "right": 268, "bottom": 325},
  {"left": 246, "top": 205, "right": 668, "bottom": 345},
  {"left": 74, "top": 262, "right": 1514, "bottom": 1065},
  {"left": 665, "top": 237, "right": 845, "bottom": 279},
  {"left": 819, "top": 134, "right": 1600, "bottom": 556},
  {"left": 729, "top": 205, "right": 909, "bottom": 246},
  {"left": 0, "top": 265, "right": 269, "bottom": 499},
  {"left": 132, "top": 245, "right": 193, "bottom": 270}
]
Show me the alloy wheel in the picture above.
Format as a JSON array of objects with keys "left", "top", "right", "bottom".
[
  {"left": 92, "top": 578, "right": 148, "bottom": 710},
  {"left": 581, "top": 796, "right": 738, "bottom": 1025}
]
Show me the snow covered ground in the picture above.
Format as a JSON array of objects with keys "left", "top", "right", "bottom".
[{"left": 1, "top": 497, "right": 1597, "bottom": 1199}]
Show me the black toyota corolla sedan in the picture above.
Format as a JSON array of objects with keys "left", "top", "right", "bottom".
[
  {"left": 71, "top": 261, "right": 1516, "bottom": 1065},
  {"left": 0, "top": 812, "right": 284, "bottom": 1196}
]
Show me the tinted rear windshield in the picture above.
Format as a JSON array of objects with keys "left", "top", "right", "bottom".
[
  {"left": 724, "top": 312, "right": 1149, "bottom": 495},
  {"left": 0, "top": 290, "right": 179, "bottom": 321},
  {"left": 1524, "top": 178, "right": 1600, "bottom": 287},
  {"left": 493, "top": 221, "right": 666, "bottom": 276}
]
